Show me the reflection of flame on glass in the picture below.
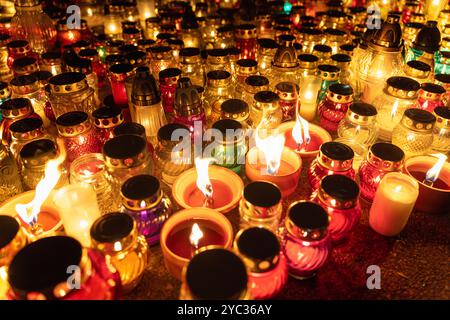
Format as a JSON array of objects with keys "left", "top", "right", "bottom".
[
  {"left": 424, "top": 153, "right": 447, "bottom": 186},
  {"left": 195, "top": 157, "right": 214, "bottom": 207},
  {"left": 15, "top": 139, "right": 66, "bottom": 229},
  {"left": 255, "top": 125, "right": 285, "bottom": 176},
  {"left": 394, "top": 185, "right": 403, "bottom": 193},
  {"left": 390, "top": 100, "right": 399, "bottom": 119},
  {"left": 292, "top": 114, "right": 311, "bottom": 150},
  {"left": 189, "top": 223, "right": 203, "bottom": 249}
]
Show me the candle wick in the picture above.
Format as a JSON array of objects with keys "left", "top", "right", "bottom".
[
  {"left": 203, "top": 195, "right": 214, "bottom": 208},
  {"left": 30, "top": 223, "right": 44, "bottom": 236},
  {"left": 422, "top": 179, "right": 434, "bottom": 187}
]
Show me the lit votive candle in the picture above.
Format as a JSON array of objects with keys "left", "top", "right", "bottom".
[{"left": 369, "top": 172, "right": 419, "bottom": 236}]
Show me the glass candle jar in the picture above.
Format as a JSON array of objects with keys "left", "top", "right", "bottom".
[
  {"left": 402, "top": 60, "right": 432, "bottom": 84},
  {"left": 103, "top": 134, "right": 153, "bottom": 194},
  {"left": 120, "top": 174, "right": 173, "bottom": 246},
  {"left": 266, "top": 37, "right": 301, "bottom": 90},
  {"left": 0, "top": 34, "right": 13, "bottom": 82},
  {"left": 215, "top": 25, "right": 235, "bottom": 49},
  {"left": 206, "top": 48, "right": 232, "bottom": 73},
  {"left": 312, "top": 174, "right": 361, "bottom": 243},
  {"left": 308, "top": 141, "right": 356, "bottom": 191},
  {"left": 373, "top": 76, "right": 421, "bottom": 141},
  {"left": 92, "top": 107, "right": 124, "bottom": 149},
  {"left": 179, "top": 47, "right": 206, "bottom": 87},
  {"left": 19, "top": 139, "right": 68, "bottom": 191},
  {"left": 435, "top": 50, "right": 450, "bottom": 75},
  {"left": 48, "top": 72, "right": 96, "bottom": 118},
  {"left": 429, "top": 106, "right": 450, "bottom": 154},
  {"left": 233, "top": 227, "right": 287, "bottom": 300},
  {"left": 79, "top": 48, "right": 107, "bottom": 88},
  {"left": 0, "top": 144, "right": 23, "bottom": 202},
  {"left": 358, "top": 142, "right": 405, "bottom": 202},
  {"left": 56, "top": 18, "right": 81, "bottom": 49},
  {"left": 241, "top": 75, "right": 269, "bottom": 111},
  {"left": 337, "top": 102, "right": 379, "bottom": 146},
  {"left": 415, "top": 83, "right": 446, "bottom": 113},
  {"left": 318, "top": 83, "right": 354, "bottom": 132},
  {"left": 6, "top": 40, "right": 37, "bottom": 69},
  {"left": 313, "top": 44, "right": 332, "bottom": 64},
  {"left": 256, "top": 38, "right": 278, "bottom": 75},
  {"left": 56, "top": 111, "right": 101, "bottom": 164},
  {"left": 324, "top": 28, "right": 349, "bottom": 54},
  {"left": 7, "top": 236, "right": 121, "bottom": 300},
  {"left": 249, "top": 90, "right": 283, "bottom": 129},
  {"left": 235, "top": 24, "right": 257, "bottom": 60},
  {"left": 234, "top": 59, "right": 258, "bottom": 94},
  {"left": 8, "top": 117, "right": 47, "bottom": 163},
  {"left": 122, "top": 27, "right": 143, "bottom": 46},
  {"left": 148, "top": 46, "right": 176, "bottom": 78},
  {"left": 90, "top": 212, "right": 149, "bottom": 293},
  {"left": 392, "top": 108, "right": 436, "bottom": 158},
  {"left": 204, "top": 70, "right": 234, "bottom": 127},
  {"left": 280, "top": 201, "right": 331, "bottom": 279},
  {"left": 220, "top": 98, "right": 250, "bottom": 127},
  {"left": 108, "top": 63, "right": 134, "bottom": 109},
  {"left": 159, "top": 67, "right": 182, "bottom": 117},
  {"left": 239, "top": 181, "right": 282, "bottom": 233},
  {"left": 12, "top": 56, "right": 39, "bottom": 77},
  {"left": 316, "top": 64, "right": 341, "bottom": 105},
  {"left": 330, "top": 53, "right": 353, "bottom": 85},
  {"left": 274, "top": 82, "right": 299, "bottom": 122},
  {"left": 180, "top": 248, "right": 250, "bottom": 300}
]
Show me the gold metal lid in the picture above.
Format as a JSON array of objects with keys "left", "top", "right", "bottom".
[
  {"left": 0, "top": 97, "right": 33, "bottom": 119},
  {"left": 236, "top": 59, "right": 257, "bottom": 75},
  {"left": 103, "top": 134, "right": 148, "bottom": 169},
  {"left": 49, "top": 72, "right": 88, "bottom": 94},
  {"left": 206, "top": 70, "right": 231, "bottom": 87},
  {"left": 221, "top": 99, "right": 249, "bottom": 121},
  {"left": 385, "top": 76, "right": 420, "bottom": 99},
  {"left": 10, "top": 117, "right": 44, "bottom": 141},
  {"left": 434, "top": 106, "right": 450, "bottom": 128},
  {"left": 272, "top": 46, "right": 299, "bottom": 68},
  {"left": 108, "top": 63, "right": 134, "bottom": 82},
  {"left": 19, "top": 139, "right": 57, "bottom": 167},
  {"left": 286, "top": 201, "right": 329, "bottom": 241},
  {"left": 10, "top": 74, "right": 39, "bottom": 95},
  {"left": 0, "top": 82, "right": 11, "bottom": 100},
  {"left": 239, "top": 181, "right": 282, "bottom": 220},
  {"left": 367, "top": 142, "right": 405, "bottom": 171},
  {"left": 207, "top": 48, "right": 229, "bottom": 65},
  {"left": 275, "top": 82, "right": 299, "bottom": 101},
  {"left": 235, "top": 24, "right": 257, "bottom": 39},
  {"left": 120, "top": 175, "right": 163, "bottom": 210},
  {"left": 400, "top": 108, "right": 436, "bottom": 132},
  {"left": 7, "top": 39, "right": 31, "bottom": 55},
  {"left": 346, "top": 102, "right": 377, "bottom": 125},
  {"left": 318, "top": 175, "right": 359, "bottom": 210},
  {"left": 404, "top": 60, "right": 431, "bottom": 79},
  {"left": 317, "top": 64, "right": 340, "bottom": 80},
  {"left": 326, "top": 83, "right": 353, "bottom": 103},
  {"left": 92, "top": 107, "right": 124, "bottom": 129},
  {"left": 418, "top": 82, "right": 446, "bottom": 100},
  {"left": 56, "top": 111, "right": 92, "bottom": 137},
  {"left": 317, "top": 141, "right": 354, "bottom": 171}
]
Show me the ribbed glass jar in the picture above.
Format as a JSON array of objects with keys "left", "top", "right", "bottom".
[
  {"left": 248, "top": 90, "right": 282, "bottom": 129},
  {"left": 431, "top": 106, "right": 450, "bottom": 153},
  {"left": 179, "top": 47, "right": 205, "bottom": 87},
  {"left": 0, "top": 144, "right": 23, "bottom": 203},
  {"left": 337, "top": 102, "right": 379, "bottom": 146},
  {"left": 241, "top": 75, "right": 269, "bottom": 111},
  {"left": 203, "top": 70, "right": 234, "bottom": 127}
]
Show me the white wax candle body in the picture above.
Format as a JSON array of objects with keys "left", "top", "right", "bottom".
[{"left": 369, "top": 173, "right": 419, "bottom": 236}]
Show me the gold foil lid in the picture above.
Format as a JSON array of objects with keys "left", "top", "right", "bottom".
[
  {"left": 404, "top": 60, "right": 431, "bottom": 79},
  {"left": 0, "top": 97, "right": 33, "bottom": 119},
  {"left": 400, "top": 108, "right": 436, "bottom": 132},
  {"left": 92, "top": 107, "right": 124, "bottom": 129},
  {"left": 10, "top": 117, "right": 44, "bottom": 141},
  {"left": 326, "top": 83, "right": 353, "bottom": 103},
  {"left": 317, "top": 64, "right": 340, "bottom": 80},
  {"left": 103, "top": 134, "right": 148, "bottom": 169},
  {"left": 418, "top": 82, "right": 446, "bottom": 100},
  {"left": 10, "top": 74, "right": 39, "bottom": 95},
  {"left": 318, "top": 141, "right": 354, "bottom": 171},
  {"left": 236, "top": 59, "right": 258, "bottom": 75},
  {"left": 318, "top": 174, "right": 359, "bottom": 209},
  {"left": 56, "top": 111, "right": 92, "bottom": 137},
  {"left": 434, "top": 106, "right": 450, "bottom": 128},
  {"left": 121, "top": 175, "right": 163, "bottom": 210},
  {"left": 221, "top": 98, "right": 249, "bottom": 121},
  {"left": 207, "top": 48, "right": 229, "bottom": 64},
  {"left": 275, "top": 82, "right": 299, "bottom": 101},
  {"left": 7, "top": 39, "right": 31, "bottom": 55},
  {"left": 239, "top": 181, "right": 282, "bottom": 220},
  {"left": 49, "top": 72, "right": 88, "bottom": 94},
  {"left": 206, "top": 70, "right": 231, "bottom": 87},
  {"left": 385, "top": 76, "right": 420, "bottom": 99},
  {"left": 235, "top": 24, "right": 257, "bottom": 39},
  {"left": 0, "top": 82, "right": 11, "bottom": 100},
  {"left": 367, "top": 142, "right": 405, "bottom": 171},
  {"left": 286, "top": 201, "right": 329, "bottom": 242}
]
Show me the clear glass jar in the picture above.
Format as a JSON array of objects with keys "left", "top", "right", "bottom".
[
  {"left": 6, "top": 40, "right": 38, "bottom": 69},
  {"left": 337, "top": 102, "right": 379, "bottom": 146},
  {"left": 313, "top": 44, "right": 332, "bottom": 65},
  {"left": 280, "top": 201, "right": 331, "bottom": 279},
  {"left": 56, "top": 18, "right": 82, "bottom": 49},
  {"left": 318, "top": 83, "right": 353, "bottom": 132},
  {"left": 181, "top": 26, "right": 202, "bottom": 48},
  {"left": 266, "top": 37, "right": 301, "bottom": 90},
  {"left": 414, "top": 83, "right": 446, "bottom": 113},
  {"left": 12, "top": 56, "right": 39, "bottom": 77},
  {"left": 241, "top": 75, "right": 269, "bottom": 111},
  {"left": 330, "top": 53, "right": 353, "bottom": 85},
  {"left": 39, "top": 51, "right": 62, "bottom": 76},
  {"left": 205, "top": 48, "right": 232, "bottom": 74},
  {"left": 159, "top": 67, "right": 182, "bottom": 119},
  {"left": 220, "top": 98, "right": 250, "bottom": 128},
  {"left": 216, "top": 25, "right": 235, "bottom": 49},
  {"left": 392, "top": 108, "right": 436, "bottom": 158},
  {"left": 204, "top": 70, "right": 234, "bottom": 127},
  {"left": 79, "top": 48, "right": 108, "bottom": 89},
  {"left": 179, "top": 47, "right": 206, "bottom": 87},
  {"left": 235, "top": 24, "right": 257, "bottom": 60},
  {"left": 0, "top": 34, "right": 13, "bottom": 82},
  {"left": 373, "top": 76, "right": 420, "bottom": 141},
  {"left": 239, "top": 181, "right": 282, "bottom": 232},
  {"left": 316, "top": 64, "right": 340, "bottom": 105},
  {"left": 312, "top": 174, "right": 361, "bottom": 244},
  {"left": 48, "top": 72, "right": 96, "bottom": 118},
  {"left": 308, "top": 141, "right": 355, "bottom": 191},
  {"left": 298, "top": 28, "right": 323, "bottom": 54},
  {"left": 0, "top": 144, "right": 23, "bottom": 202},
  {"left": 148, "top": 46, "right": 177, "bottom": 78},
  {"left": 234, "top": 227, "right": 288, "bottom": 299},
  {"left": 90, "top": 212, "right": 149, "bottom": 293},
  {"left": 8, "top": 117, "right": 48, "bottom": 163},
  {"left": 19, "top": 139, "right": 68, "bottom": 191},
  {"left": 249, "top": 90, "right": 282, "bottom": 129},
  {"left": 431, "top": 106, "right": 450, "bottom": 153},
  {"left": 402, "top": 60, "right": 433, "bottom": 84},
  {"left": 324, "top": 28, "right": 349, "bottom": 54},
  {"left": 297, "top": 54, "right": 321, "bottom": 121},
  {"left": 145, "top": 16, "right": 160, "bottom": 40},
  {"left": 256, "top": 38, "right": 278, "bottom": 76},
  {"left": 234, "top": 59, "right": 258, "bottom": 94},
  {"left": 120, "top": 174, "right": 173, "bottom": 246}
]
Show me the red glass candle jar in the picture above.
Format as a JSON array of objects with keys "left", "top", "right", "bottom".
[
  {"left": 0, "top": 98, "right": 41, "bottom": 143},
  {"left": 92, "top": 107, "right": 124, "bottom": 148},
  {"left": 56, "top": 111, "right": 101, "bottom": 164},
  {"left": 281, "top": 201, "right": 331, "bottom": 279},
  {"left": 159, "top": 67, "right": 182, "bottom": 116},
  {"left": 79, "top": 48, "right": 107, "bottom": 88},
  {"left": 7, "top": 236, "right": 121, "bottom": 300},
  {"left": 57, "top": 18, "right": 81, "bottom": 50},
  {"left": 6, "top": 40, "right": 37, "bottom": 69},
  {"left": 358, "top": 142, "right": 405, "bottom": 202},
  {"left": 312, "top": 175, "right": 361, "bottom": 244},
  {"left": 234, "top": 227, "right": 287, "bottom": 299},
  {"left": 108, "top": 63, "right": 134, "bottom": 109},
  {"left": 308, "top": 141, "right": 355, "bottom": 191},
  {"left": 415, "top": 83, "right": 446, "bottom": 113},
  {"left": 275, "top": 82, "right": 299, "bottom": 122},
  {"left": 318, "top": 83, "right": 354, "bottom": 132}
]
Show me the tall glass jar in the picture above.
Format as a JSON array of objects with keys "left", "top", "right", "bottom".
[
  {"left": 241, "top": 75, "right": 269, "bottom": 111},
  {"left": 120, "top": 174, "right": 173, "bottom": 246},
  {"left": 235, "top": 24, "right": 257, "bottom": 60},
  {"left": 159, "top": 67, "right": 182, "bottom": 118},
  {"left": 297, "top": 54, "right": 322, "bottom": 121},
  {"left": 337, "top": 102, "right": 379, "bottom": 146},
  {"left": 48, "top": 72, "right": 96, "bottom": 118},
  {"left": 204, "top": 70, "right": 234, "bottom": 127},
  {"left": 0, "top": 143, "right": 23, "bottom": 202},
  {"left": 108, "top": 63, "right": 134, "bottom": 109},
  {"left": 179, "top": 47, "right": 206, "bottom": 87},
  {"left": 312, "top": 174, "right": 361, "bottom": 244},
  {"left": 274, "top": 82, "right": 299, "bottom": 122},
  {"left": 308, "top": 141, "right": 355, "bottom": 191},
  {"left": 205, "top": 48, "right": 231, "bottom": 73},
  {"left": 392, "top": 108, "right": 436, "bottom": 158},
  {"left": 373, "top": 76, "right": 421, "bottom": 141},
  {"left": 402, "top": 60, "right": 432, "bottom": 84},
  {"left": 103, "top": 134, "right": 153, "bottom": 194},
  {"left": 280, "top": 201, "right": 331, "bottom": 279},
  {"left": 7, "top": 236, "right": 121, "bottom": 300},
  {"left": 90, "top": 212, "right": 149, "bottom": 293},
  {"left": 79, "top": 48, "right": 107, "bottom": 88},
  {"left": 8, "top": 117, "right": 47, "bottom": 163},
  {"left": 92, "top": 107, "right": 124, "bottom": 149},
  {"left": 234, "top": 59, "right": 258, "bottom": 94},
  {"left": 19, "top": 139, "right": 68, "bottom": 191},
  {"left": 318, "top": 83, "right": 354, "bottom": 132},
  {"left": 233, "top": 227, "right": 288, "bottom": 299},
  {"left": 148, "top": 46, "right": 176, "bottom": 78},
  {"left": 249, "top": 90, "right": 282, "bottom": 129},
  {"left": 256, "top": 38, "right": 278, "bottom": 75},
  {"left": 239, "top": 181, "right": 282, "bottom": 233},
  {"left": 56, "top": 111, "right": 101, "bottom": 164},
  {"left": 316, "top": 64, "right": 340, "bottom": 105},
  {"left": 431, "top": 106, "right": 450, "bottom": 153},
  {"left": 414, "top": 83, "right": 446, "bottom": 113}
]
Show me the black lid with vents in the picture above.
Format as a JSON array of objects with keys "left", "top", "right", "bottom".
[{"left": 90, "top": 212, "right": 134, "bottom": 243}]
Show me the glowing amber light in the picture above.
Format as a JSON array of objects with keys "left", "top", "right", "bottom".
[
  {"left": 425, "top": 154, "right": 448, "bottom": 184},
  {"left": 195, "top": 157, "right": 214, "bottom": 206},
  {"left": 189, "top": 223, "right": 204, "bottom": 250},
  {"left": 292, "top": 114, "right": 311, "bottom": 151},
  {"left": 255, "top": 126, "right": 285, "bottom": 175}
]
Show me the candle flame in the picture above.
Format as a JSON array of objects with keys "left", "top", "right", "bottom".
[
  {"left": 292, "top": 114, "right": 311, "bottom": 147},
  {"left": 255, "top": 126, "right": 285, "bottom": 175},
  {"left": 425, "top": 153, "right": 447, "bottom": 183},
  {"left": 189, "top": 223, "right": 203, "bottom": 249},
  {"left": 15, "top": 139, "right": 66, "bottom": 227},
  {"left": 390, "top": 100, "right": 399, "bottom": 119},
  {"left": 195, "top": 157, "right": 214, "bottom": 200}
]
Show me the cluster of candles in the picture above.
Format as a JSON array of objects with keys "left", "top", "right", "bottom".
[{"left": 0, "top": 0, "right": 449, "bottom": 300}]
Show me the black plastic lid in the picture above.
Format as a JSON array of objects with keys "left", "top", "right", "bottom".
[
  {"left": 103, "top": 94, "right": 116, "bottom": 108},
  {"left": 321, "top": 175, "right": 359, "bottom": 201},
  {"left": 207, "top": 48, "right": 228, "bottom": 57},
  {"left": 56, "top": 111, "right": 88, "bottom": 127},
  {"left": 421, "top": 82, "right": 446, "bottom": 94},
  {"left": 221, "top": 99, "right": 248, "bottom": 114},
  {"left": 243, "top": 181, "right": 281, "bottom": 207},
  {"left": 31, "top": 71, "right": 53, "bottom": 82},
  {"left": 407, "top": 60, "right": 431, "bottom": 72},
  {"left": 122, "top": 27, "right": 140, "bottom": 35},
  {"left": 254, "top": 91, "right": 279, "bottom": 103},
  {"left": 105, "top": 54, "right": 126, "bottom": 65},
  {"left": 313, "top": 44, "right": 332, "bottom": 53},
  {"left": 121, "top": 174, "right": 160, "bottom": 201},
  {"left": 227, "top": 47, "right": 240, "bottom": 56},
  {"left": 7, "top": 39, "right": 28, "bottom": 48},
  {"left": 10, "top": 74, "right": 38, "bottom": 87},
  {"left": 186, "top": 248, "right": 247, "bottom": 300},
  {"left": 157, "top": 123, "right": 189, "bottom": 141},
  {"left": 66, "top": 57, "right": 92, "bottom": 73},
  {"left": 207, "top": 70, "right": 231, "bottom": 80},
  {"left": 149, "top": 45, "right": 171, "bottom": 53},
  {"left": 109, "top": 63, "right": 133, "bottom": 74},
  {"left": 125, "top": 51, "right": 147, "bottom": 64},
  {"left": 301, "top": 28, "right": 322, "bottom": 36},
  {"left": 434, "top": 106, "right": 450, "bottom": 119},
  {"left": 237, "top": 23, "right": 256, "bottom": 30},
  {"left": 298, "top": 53, "right": 319, "bottom": 63},
  {"left": 72, "top": 40, "right": 90, "bottom": 49},
  {"left": 318, "top": 64, "right": 340, "bottom": 73},
  {"left": 257, "top": 38, "right": 278, "bottom": 49},
  {"left": 19, "top": 139, "right": 56, "bottom": 160},
  {"left": 180, "top": 47, "right": 200, "bottom": 57},
  {"left": 236, "top": 59, "right": 257, "bottom": 68},
  {"left": 8, "top": 236, "right": 82, "bottom": 298},
  {"left": 275, "top": 82, "right": 299, "bottom": 93},
  {"left": 1, "top": 97, "right": 32, "bottom": 110},
  {"left": 329, "top": 83, "right": 353, "bottom": 96},
  {"left": 137, "top": 39, "right": 156, "bottom": 47},
  {"left": 340, "top": 44, "right": 355, "bottom": 52},
  {"left": 78, "top": 48, "right": 97, "bottom": 58},
  {"left": 387, "top": 76, "right": 420, "bottom": 91},
  {"left": 10, "top": 117, "right": 43, "bottom": 133},
  {"left": 413, "top": 20, "right": 441, "bottom": 53},
  {"left": 212, "top": 119, "right": 242, "bottom": 136},
  {"left": 404, "top": 108, "right": 436, "bottom": 124},
  {"left": 119, "top": 44, "right": 138, "bottom": 54},
  {"left": 435, "top": 73, "right": 450, "bottom": 84},
  {"left": 167, "top": 38, "right": 184, "bottom": 46},
  {"left": 324, "top": 28, "right": 346, "bottom": 36},
  {"left": 0, "top": 215, "right": 20, "bottom": 249},
  {"left": 349, "top": 102, "right": 377, "bottom": 117},
  {"left": 278, "top": 34, "right": 296, "bottom": 43},
  {"left": 159, "top": 68, "right": 182, "bottom": 81},
  {"left": 113, "top": 122, "right": 146, "bottom": 137},
  {"left": 245, "top": 75, "right": 269, "bottom": 87},
  {"left": 217, "top": 24, "right": 234, "bottom": 34},
  {"left": 12, "top": 57, "right": 36, "bottom": 68},
  {"left": 92, "top": 106, "right": 122, "bottom": 119},
  {"left": 371, "top": 142, "right": 404, "bottom": 162},
  {"left": 321, "top": 141, "right": 354, "bottom": 160},
  {"left": 237, "top": 227, "right": 279, "bottom": 260},
  {"left": 49, "top": 72, "right": 85, "bottom": 86},
  {"left": 288, "top": 201, "right": 329, "bottom": 230},
  {"left": 103, "top": 135, "right": 146, "bottom": 159},
  {"left": 331, "top": 53, "right": 351, "bottom": 63},
  {"left": 91, "top": 212, "right": 134, "bottom": 243}
]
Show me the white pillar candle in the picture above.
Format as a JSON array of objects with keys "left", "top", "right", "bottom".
[
  {"left": 369, "top": 172, "right": 419, "bottom": 236},
  {"left": 53, "top": 183, "right": 101, "bottom": 247}
]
